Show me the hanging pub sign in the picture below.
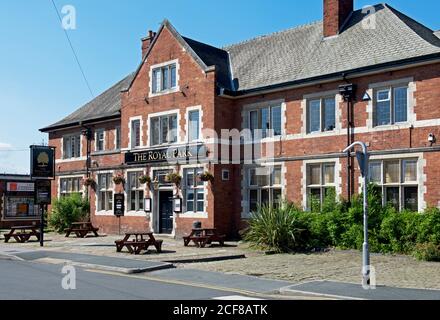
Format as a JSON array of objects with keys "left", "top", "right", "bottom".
[
  {"left": 114, "top": 193, "right": 125, "bottom": 217},
  {"left": 35, "top": 180, "right": 52, "bottom": 205},
  {"left": 125, "top": 144, "right": 207, "bottom": 165},
  {"left": 30, "top": 145, "right": 55, "bottom": 179}
]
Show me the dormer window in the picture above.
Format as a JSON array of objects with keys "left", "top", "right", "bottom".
[{"left": 152, "top": 63, "right": 177, "bottom": 94}]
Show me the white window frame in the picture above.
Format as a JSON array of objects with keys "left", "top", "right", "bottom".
[
  {"left": 373, "top": 84, "right": 409, "bottom": 127},
  {"left": 129, "top": 116, "right": 143, "bottom": 150},
  {"left": 127, "top": 171, "right": 145, "bottom": 213},
  {"left": 186, "top": 106, "right": 203, "bottom": 143},
  {"left": 147, "top": 109, "right": 180, "bottom": 147},
  {"left": 306, "top": 97, "right": 337, "bottom": 134},
  {"left": 247, "top": 105, "right": 282, "bottom": 139},
  {"left": 182, "top": 167, "right": 206, "bottom": 214},
  {"left": 150, "top": 113, "right": 178, "bottom": 146},
  {"left": 95, "top": 129, "right": 105, "bottom": 152},
  {"left": 59, "top": 176, "right": 83, "bottom": 198},
  {"left": 306, "top": 162, "right": 336, "bottom": 210},
  {"left": 247, "top": 166, "right": 283, "bottom": 212},
  {"left": 149, "top": 59, "right": 180, "bottom": 97},
  {"left": 115, "top": 126, "right": 121, "bottom": 150},
  {"left": 62, "top": 134, "right": 82, "bottom": 159},
  {"left": 369, "top": 158, "right": 419, "bottom": 212},
  {"left": 97, "top": 173, "right": 113, "bottom": 212}
]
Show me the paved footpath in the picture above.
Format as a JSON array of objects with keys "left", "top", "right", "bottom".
[{"left": 1, "top": 246, "right": 439, "bottom": 300}]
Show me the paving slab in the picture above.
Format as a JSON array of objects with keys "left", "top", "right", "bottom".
[
  {"left": 13, "top": 250, "right": 173, "bottom": 274},
  {"left": 149, "top": 268, "right": 293, "bottom": 294},
  {"left": 280, "top": 281, "right": 440, "bottom": 300}
]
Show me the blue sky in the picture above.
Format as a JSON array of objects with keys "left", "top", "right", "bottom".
[{"left": 0, "top": 0, "right": 439, "bottom": 174}]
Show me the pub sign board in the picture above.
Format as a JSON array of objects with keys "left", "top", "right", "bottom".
[
  {"left": 125, "top": 144, "right": 207, "bottom": 165},
  {"left": 114, "top": 193, "right": 125, "bottom": 217},
  {"left": 30, "top": 146, "right": 55, "bottom": 179},
  {"left": 35, "top": 180, "right": 52, "bottom": 205}
]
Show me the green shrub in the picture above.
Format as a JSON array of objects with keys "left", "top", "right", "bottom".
[
  {"left": 417, "top": 208, "right": 440, "bottom": 245},
  {"left": 244, "top": 203, "right": 302, "bottom": 253},
  {"left": 49, "top": 194, "right": 90, "bottom": 233},
  {"left": 243, "top": 186, "right": 440, "bottom": 261},
  {"left": 412, "top": 243, "right": 440, "bottom": 262}
]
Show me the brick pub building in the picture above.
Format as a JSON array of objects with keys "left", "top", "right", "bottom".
[{"left": 41, "top": 0, "right": 440, "bottom": 237}]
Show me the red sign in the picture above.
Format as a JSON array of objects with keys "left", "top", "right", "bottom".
[{"left": 7, "top": 182, "right": 35, "bottom": 192}]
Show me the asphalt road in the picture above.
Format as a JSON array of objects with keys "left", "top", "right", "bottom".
[{"left": 0, "top": 259, "right": 249, "bottom": 300}]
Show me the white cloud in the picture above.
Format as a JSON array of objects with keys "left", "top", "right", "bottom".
[{"left": 0, "top": 142, "right": 12, "bottom": 150}]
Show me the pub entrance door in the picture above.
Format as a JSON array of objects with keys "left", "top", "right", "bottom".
[{"left": 158, "top": 191, "right": 174, "bottom": 234}]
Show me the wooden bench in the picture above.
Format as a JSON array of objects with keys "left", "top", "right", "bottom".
[
  {"left": 115, "top": 233, "right": 163, "bottom": 255},
  {"left": 65, "top": 222, "right": 99, "bottom": 238},
  {"left": 4, "top": 226, "right": 41, "bottom": 243},
  {"left": 183, "top": 228, "right": 226, "bottom": 248}
]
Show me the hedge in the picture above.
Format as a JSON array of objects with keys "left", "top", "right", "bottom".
[{"left": 244, "top": 184, "right": 440, "bottom": 261}]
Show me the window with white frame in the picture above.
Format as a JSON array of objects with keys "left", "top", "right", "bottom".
[
  {"left": 97, "top": 173, "right": 113, "bottom": 211},
  {"left": 369, "top": 159, "right": 418, "bottom": 211},
  {"left": 131, "top": 119, "right": 141, "bottom": 149},
  {"left": 249, "top": 105, "right": 282, "bottom": 138},
  {"left": 183, "top": 168, "right": 205, "bottom": 213},
  {"left": 307, "top": 97, "right": 336, "bottom": 133},
  {"left": 306, "top": 163, "right": 336, "bottom": 209},
  {"left": 115, "top": 127, "right": 121, "bottom": 150},
  {"left": 150, "top": 114, "right": 178, "bottom": 146},
  {"left": 153, "top": 169, "right": 173, "bottom": 186},
  {"left": 374, "top": 86, "right": 408, "bottom": 126},
  {"left": 248, "top": 166, "right": 282, "bottom": 213},
  {"left": 95, "top": 129, "right": 105, "bottom": 152},
  {"left": 127, "top": 172, "right": 144, "bottom": 211},
  {"left": 152, "top": 63, "right": 177, "bottom": 93},
  {"left": 60, "top": 177, "right": 82, "bottom": 197},
  {"left": 188, "top": 110, "right": 200, "bottom": 142},
  {"left": 63, "top": 134, "right": 81, "bottom": 159}
]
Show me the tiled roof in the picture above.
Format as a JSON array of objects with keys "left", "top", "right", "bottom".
[
  {"left": 43, "top": 3, "right": 440, "bottom": 131},
  {"left": 225, "top": 4, "right": 440, "bottom": 91}
]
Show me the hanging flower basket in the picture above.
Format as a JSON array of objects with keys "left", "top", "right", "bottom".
[
  {"left": 83, "top": 177, "right": 96, "bottom": 187},
  {"left": 113, "top": 173, "right": 126, "bottom": 185},
  {"left": 198, "top": 171, "right": 214, "bottom": 183},
  {"left": 138, "top": 175, "right": 151, "bottom": 185},
  {"left": 165, "top": 172, "right": 182, "bottom": 186}
]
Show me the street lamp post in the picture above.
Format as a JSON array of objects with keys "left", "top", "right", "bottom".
[{"left": 343, "top": 141, "right": 370, "bottom": 288}]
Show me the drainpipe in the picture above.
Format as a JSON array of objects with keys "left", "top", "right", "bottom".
[
  {"left": 339, "top": 83, "right": 356, "bottom": 203},
  {"left": 81, "top": 126, "right": 93, "bottom": 220}
]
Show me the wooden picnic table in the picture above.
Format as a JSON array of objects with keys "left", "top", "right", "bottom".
[
  {"left": 65, "top": 222, "right": 100, "bottom": 238},
  {"left": 183, "top": 228, "right": 225, "bottom": 248},
  {"left": 115, "top": 232, "right": 163, "bottom": 255},
  {"left": 4, "top": 225, "right": 41, "bottom": 243}
]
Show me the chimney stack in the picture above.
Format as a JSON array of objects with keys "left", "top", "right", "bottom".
[
  {"left": 323, "top": 0, "right": 354, "bottom": 38},
  {"left": 142, "top": 30, "right": 157, "bottom": 59}
]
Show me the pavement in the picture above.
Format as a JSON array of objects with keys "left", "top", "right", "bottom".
[
  {"left": 1, "top": 234, "right": 440, "bottom": 300},
  {"left": 280, "top": 281, "right": 440, "bottom": 300},
  {"left": 0, "top": 259, "right": 244, "bottom": 300},
  {"left": 10, "top": 250, "right": 173, "bottom": 274}
]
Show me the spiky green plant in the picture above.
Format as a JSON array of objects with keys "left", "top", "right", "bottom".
[{"left": 244, "top": 203, "right": 301, "bottom": 253}]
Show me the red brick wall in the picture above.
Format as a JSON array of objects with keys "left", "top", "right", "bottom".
[
  {"left": 45, "top": 22, "right": 440, "bottom": 236},
  {"left": 324, "top": 0, "right": 354, "bottom": 37}
]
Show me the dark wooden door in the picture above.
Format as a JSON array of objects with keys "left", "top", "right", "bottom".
[{"left": 159, "top": 191, "right": 174, "bottom": 234}]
